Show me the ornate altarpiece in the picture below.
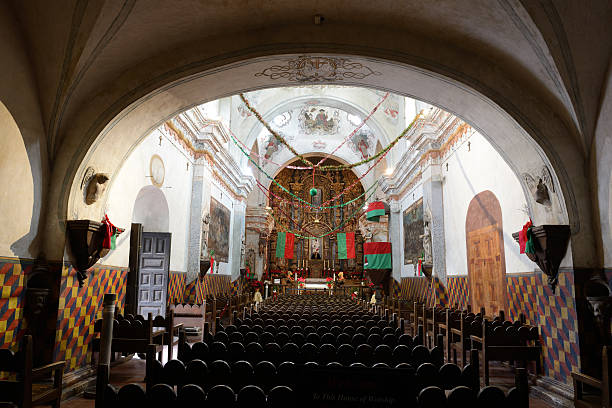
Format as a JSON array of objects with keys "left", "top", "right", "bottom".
[{"left": 267, "top": 157, "right": 365, "bottom": 277}]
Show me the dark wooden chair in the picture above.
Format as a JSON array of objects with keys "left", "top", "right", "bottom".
[
  {"left": 572, "top": 345, "right": 612, "bottom": 407},
  {"left": 470, "top": 318, "right": 541, "bottom": 385},
  {"left": 0, "top": 335, "right": 65, "bottom": 408},
  {"left": 94, "top": 313, "right": 165, "bottom": 362},
  {"left": 171, "top": 303, "right": 206, "bottom": 343},
  {"left": 153, "top": 310, "right": 183, "bottom": 360}
]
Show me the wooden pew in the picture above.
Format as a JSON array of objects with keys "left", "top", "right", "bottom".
[
  {"left": 470, "top": 318, "right": 542, "bottom": 385},
  {"left": 572, "top": 345, "right": 612, "bottom": 407},
  {"left": 152, "top": 310, "right": 183, "bottom": 360},
  {"left": 0, "top": 335, "right": 65, "bottom": 408},
  {"left": 171, "top": 302, "right": 206, "bottom": 342},
  {"left": 94, "top": 313, "right": 165, "bottom": 362}
]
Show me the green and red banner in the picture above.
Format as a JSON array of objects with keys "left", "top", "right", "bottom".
[
  {"left": 276, "top": 231, "right": 295, "bottom": 259},
  {"left": 364, "top": 242, "right": 392, "bottom": 269},
  {"left": 337, "top": 232, "right": 356, "bottom": 259},
  {"left": 366, "top": 201, "right": 386, "bottom": 222}
]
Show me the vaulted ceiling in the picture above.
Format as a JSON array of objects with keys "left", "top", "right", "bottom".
[{"left": 8, "top": 0, "right": 611, "bottom": 159}]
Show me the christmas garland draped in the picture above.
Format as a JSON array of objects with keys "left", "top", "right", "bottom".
[
  {"left": 239, "top": 92, "right": 422, "bottom": 171},
  {"left": 270, "top": 179, "right": 379, "bottom": 239},
  {"left": 229, "top": 129, "right": 388, "bottom": 209}
]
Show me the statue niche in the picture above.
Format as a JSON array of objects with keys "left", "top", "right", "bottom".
[{"left": 85, "top": 173, "right": 110, "bottom": 205}]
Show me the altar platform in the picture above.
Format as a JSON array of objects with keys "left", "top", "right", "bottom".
[{"left": 303, "top": 277, "right": 330, "bottom": 290}]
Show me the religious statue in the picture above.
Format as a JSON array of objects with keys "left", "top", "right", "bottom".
[
  {"left": 200, "top": 212, "right": 210, "bottom": 259},
  {"left": 311, "top": 239, "right": 322, "bottom": 259},
  {"left": 240, "top": 237, "right": 246, "bottom": 269},
  {"left": 359, "top": 221, "right": 373, "bottom": 242},
  {"left": 85, "top": 173, "right": 110, "bottom": 205},
  {"left": 421, "top": 221, "right": 433, "bottom": 264}
]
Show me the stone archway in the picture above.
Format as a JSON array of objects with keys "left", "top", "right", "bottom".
[
  {"left": 0, "top": 101, "right": 36, "bottom": 258},
  {"left": 46, "top": 50, "right": 589, "bottom": 277},
  {"left": 465, "top": 190, "right": 507, "bottom": 316}
]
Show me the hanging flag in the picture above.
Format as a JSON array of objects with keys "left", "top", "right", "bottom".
[
  {"left": 337, "top": 232, "right": 356, "bottom": 259},
  {"left": 102, "top": 215, "right": 124, "bottom": 250},
  {"left": 364, "top": 242, "right": 392, "bottom": 269},
  {"left": 518, "top": 219, "right": 533, "bottom": 253},
  {"left": 366, "top": 201, "right": 386, "bottom": 222},
  {"left": 417, "top": 258, "right": 422, "bottom": 276},
  {"left": 275, "top": 232, "right": 295, "bottom": 259},
  {"left": 525, "top": 227, "right": 536, "bottom": 255}
]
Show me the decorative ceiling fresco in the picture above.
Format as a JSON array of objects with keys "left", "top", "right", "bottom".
[{"left": 298, "top": 106, "right": 341, "bottom": 135}]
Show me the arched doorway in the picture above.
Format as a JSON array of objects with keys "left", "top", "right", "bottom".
[
  {"left": 465, "top": 190, "right": 507, "bottom": 315},
  {"left": 132, "top": 185, "right": 170, "bottom": 232}
]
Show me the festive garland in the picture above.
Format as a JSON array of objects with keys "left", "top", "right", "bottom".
[
  {"left": 255, "top": 177, "right": 378, "bottom": 210},
  {"left": 229, "top": 129, "right": 387, "bottom": 209},
  {"left": 270, "top": 179, "right": 379, "bottom": 239},
  {"left": 231, "top": 93, "right": 389, "bottom": 170},
  {"left": 240, "top": 92, "right": 422, "bottom": 171},
  {"left": 314, "top": 93, "right": 389, "bottom": 168},
  {"left": 240, "top": 94, "right": 313, "bottom": 167},
  {"left": 240, "top": 92, "right": 388, "bottom": 169}
]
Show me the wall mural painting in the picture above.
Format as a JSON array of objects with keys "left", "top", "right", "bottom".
[
  {"left": 312, "top": 139, "right": 327, "bottom": 150},
  {"left": 403, "top": 198, "right": 424, "bottom": 265},
  {"left": 298, "top": 106, "right": 340, "bottom": 134},
  {"left": 208, "top": 198, "right": 231, "bottom": 263},
  {"left": 383, "top": 97, "right": 400, "bottom": 123},
  {"left": 350, "top": 129, "right": 374, "bottom": 159},
  {"left": 261, "top": 133, "right": 283, "bottom": 160}
]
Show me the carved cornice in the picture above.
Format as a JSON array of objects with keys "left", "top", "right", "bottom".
[
  {"left": 163, "top": 112, "right": 254, "bottom": 199},
  {"left": 246, "top": 207, "right": 274, "bottom": 236},
  {"left": 383, "top": 107, "right": 470, "bottom": 200}
]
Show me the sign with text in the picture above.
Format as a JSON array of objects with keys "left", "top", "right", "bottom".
[{"left": 295, "top": 366, "right": 415, "bottom": 408}]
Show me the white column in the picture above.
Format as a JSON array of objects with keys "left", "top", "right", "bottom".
[
  {"left": 186, "top": 162, "right": 212, "bottom": 283},
  {"left": 389, "top": 199, "right": 402, "bottom": 282},
  {"left": 422, "top": 163, "right": 447, "bottom": 285},
  {"left": 230, "top": 200, "right": 246, "bottom": 280}
]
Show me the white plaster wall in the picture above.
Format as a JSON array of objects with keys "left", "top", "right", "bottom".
[
  {"left": 0, "top": 102, "right": 35, "bottom": 258},
  {"left": 441, "top": 132, "right": 533, "bottom": 276},
  {"left": 101, "top": 130, "right": 194, "bottom": 271},
  {"left": 0, "top": 4, "right": 46, "bottom": 259}
]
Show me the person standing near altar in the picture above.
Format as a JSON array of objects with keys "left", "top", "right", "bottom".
[
  {"left": 337, "top": 270, "right": 345, "bottom": 286},
  {"left": 254, "top": 288, "right": 263, "bottom": 308}
]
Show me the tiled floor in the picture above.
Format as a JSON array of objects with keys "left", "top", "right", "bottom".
[{"left": 62, "top": 347, "right": 557, "bottom": 407}]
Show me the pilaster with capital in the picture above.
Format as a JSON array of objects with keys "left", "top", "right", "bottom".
[
  {"left": 421, "top": 160, "right": 447, "bottom": 285},
  {"left": 388, "top": 199, "right": 402, "bottom": 282}
]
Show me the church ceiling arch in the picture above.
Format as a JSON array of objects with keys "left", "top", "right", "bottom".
[
  {"left": 240, "top": 93, "right": 391, "bottom": 170},
  {"left": 50, "top": 49, "right": 591, "bottom": 268}
]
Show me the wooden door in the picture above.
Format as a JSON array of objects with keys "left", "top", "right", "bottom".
[
  {"left": 467, "top": 224, "right": 506, "bottom": 315},
  {"left": 138, "top": 232, "right": 171, "bottom": 317}
]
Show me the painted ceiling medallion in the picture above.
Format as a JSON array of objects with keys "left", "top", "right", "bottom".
[
  {"left": 255, "top": 56, "right": 381, "bottom": 82},
  {"left": 150, "top": 154, "right": 165, "bottom": 187}
]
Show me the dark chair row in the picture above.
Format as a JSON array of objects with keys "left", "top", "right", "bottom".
[
  {"left": 148, "top": 357, "right": 477, "bottom": 394},
  {"left": 178, "top": 340, "right": 444, "bottom": 368},
  {"left": 103, "top": 382, "right": 293, "bottom": 408},
  {"left": 210, "top": 327, "right": 402, "bottom": 348}
]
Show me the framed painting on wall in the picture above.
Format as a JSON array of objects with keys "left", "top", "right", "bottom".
[
  {"left": 208, "top": 197, "right": 231, "bottom": 263},
  {"left": 403, "top": 198, "right": 424, "bottom": 265}
]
